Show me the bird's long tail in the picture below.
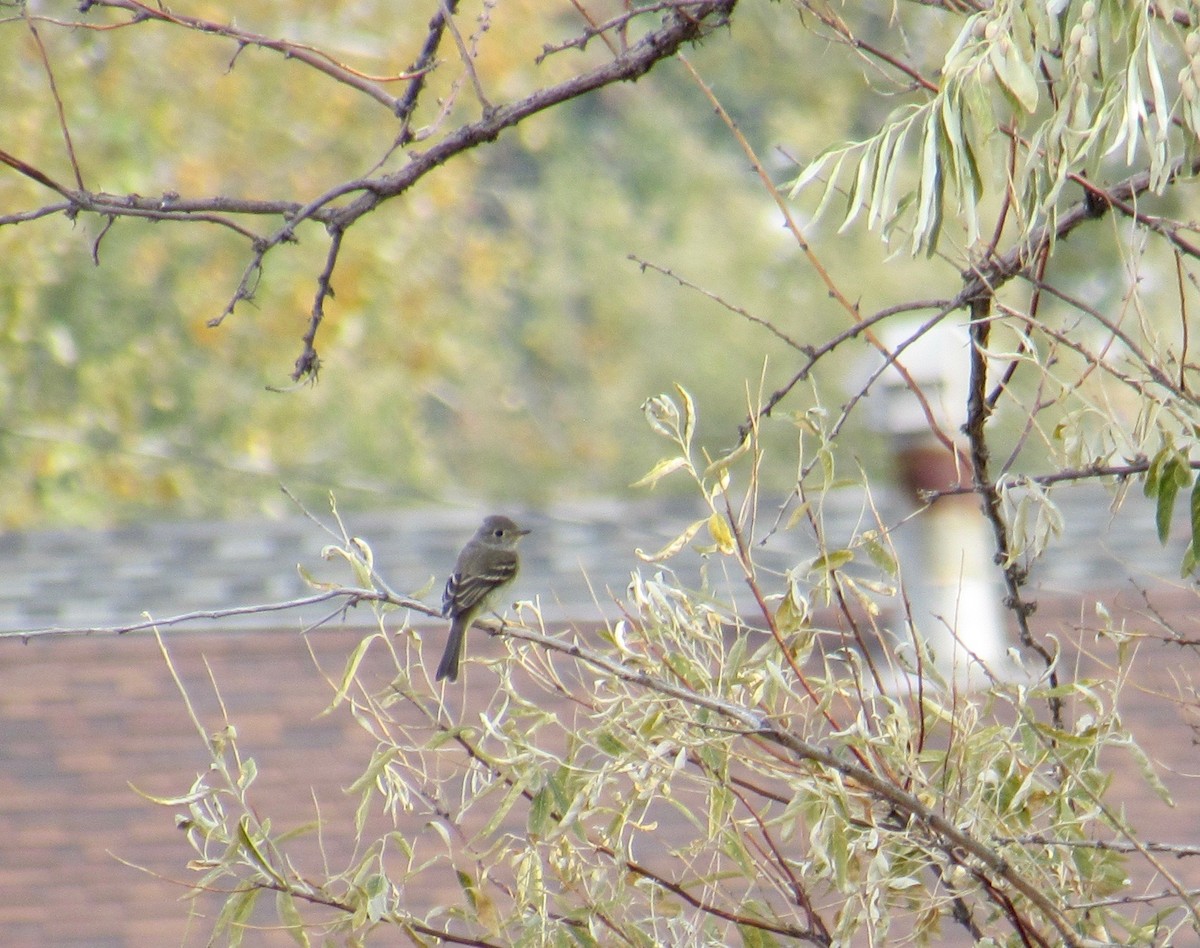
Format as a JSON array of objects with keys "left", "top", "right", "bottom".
[{"left": 436, "top": 617, "right": 466, "bottom": 682}]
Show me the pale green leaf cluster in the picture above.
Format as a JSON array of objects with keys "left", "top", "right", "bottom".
[
  {"left": 1140, "top": 440, "right": 1200, "bottom": 575},
  {"left": 791, "top": 1, "right": 1200, "bottom": 255}
]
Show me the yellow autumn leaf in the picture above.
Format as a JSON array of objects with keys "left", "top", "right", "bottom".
[{"left": 708, "top": 513, "right": 735, "bottom": 554}]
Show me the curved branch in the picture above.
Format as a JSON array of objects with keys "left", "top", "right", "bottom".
[
  {"left": 79, "top": 0, "right": 410, "bottom": 112},
  {"left": 0, "top": 145, "right": 299, "bottom": 240},
  {"left": 328, "top": 1, "right": 737, "bottom": 228},
  {"left": 923, "top": 459, "right": 1158, "bottom": 500}
]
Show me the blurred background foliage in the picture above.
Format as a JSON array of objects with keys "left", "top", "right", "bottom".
[{"left": 0, "top": 0, "right": 1173, "bottom": 528}]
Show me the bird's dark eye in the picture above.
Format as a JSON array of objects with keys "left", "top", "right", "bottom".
[{"left": 494, "top": 529, "right": 503, "bottom": 537}]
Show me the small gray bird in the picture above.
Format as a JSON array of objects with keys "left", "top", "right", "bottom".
[{"left": 436, "top": 515, "right": 530, "bottom": 682}]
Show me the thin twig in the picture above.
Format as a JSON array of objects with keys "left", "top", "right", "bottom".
[
  {"left": 0, "top": 587, "right": 436, "bottom": 642},
  {"left": 629, "top": 255, "right": 806, "bottom": 351},
  {"left": 538, "top": 1, "right": 704, "bottom": 61},
  {"left": 1177, "top": 249, "right": 1190, "bottom": 394},
  {"left": 23, "top": 10, "right": 85, "bottom": 190},
  {"left": 438, "top": 0, "right": 491, "bottom": 114}
]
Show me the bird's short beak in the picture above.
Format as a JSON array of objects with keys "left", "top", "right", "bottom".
[{"left": 518, "top": 528, "right": 532, "bottom": 536}]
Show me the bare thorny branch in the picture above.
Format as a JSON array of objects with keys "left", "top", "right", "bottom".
[{"left": 2, "top": 0, "right": 737, "bottom": 380}]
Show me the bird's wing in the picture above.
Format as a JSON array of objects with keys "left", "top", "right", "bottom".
[{"left": 443, "top": 551, "right": 519, "bottom": 616}]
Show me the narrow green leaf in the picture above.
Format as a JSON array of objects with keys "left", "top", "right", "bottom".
[
  {"left": 861, "top": 530, "right": 898, "bottom": 577},
  {"left": 349, "top": 537, "right": 374, "bottom": 587},
  {"left": 479, "top": 777, "right": 528, "bottom": 838},
  {"left": 875, "top": 111, "right": 916, "bottom": 237},
  {"left": 675, "top": 384, "right": 696, "bottom": 450},
  {"left": 596, "top": 730, "right": 627, "bottom": 756},
  {"left": 275, "top": 889, "right": 309, "bottom": 948},
  {"left": 347, "top": 746, "right": 400, "bottom": 795},
  {"left": 528, "top": 785, "right": 553, "bottom": 838},
  {"left": 215, "top": 886, "right": 261, "bottom": 948},
  {"left": 866, "top": 122, "right": 894, "bottom": 231},
  {"left": 788, "top": 144, "right": 839, "bottom": 198},
  {"left": 702, "top": 435, "right": 751, "bottom": 480},
  {"left": 813, "top": 549, "right": 855, "bottom": 572},
  {"left": 991, "top": 38, "right": 1039, "bottom": 112},
  {"left": 707, "top": 784, "right": 735, "bottom": 840},
  {"left": 320, "top": 543, "right": 372, "bottom": 588},
  {"left": 320, "top": 632, "right": 378, "bottom": 716},
  {"left": 839, "top": 131, "right": 878, "bottom": 233},
  {"left": 774, "top": 590, "right": 811, "bottom": 637},
  {"left": 1175, "top": 455, "right": 1194, "bottom": 487},
  {"left": 1188, "top": 478, "right": 1200, "bottom": 571},
  {"left": 810, "top": 151, "right": 849, "bottom": 224},
  {"left": 364, "top": 873, "right": 389, "bottom": 923},
  {"left": 426, "top": 724, "right": 475, "bottom": 749},
  {"left": 1181, "top": 543, "right": 1197, "bottom": 579},
  {"left": 297, "top": 562, "right": 338, "bottom": 591},
  {"left": 939, "top": 87, "right": 981, "bottom": 243},
  {"left": 1144, "top": 33, "right": 1169, "bottom": 139},
  {"left": 707, "top": 513, "right": 736, "bottom": 555},
  {"left": 912, "top": 109, "right": 943, "bottom": 254},
  {"left": 641, "top": 393, "right": 680, "bottom": 440},
  {"left": 236, "top": 756, "right": 257, "bottom": 792},
  {"left": 1156, "top": 459, "right": 1181, "bottom": 544},
  {"left": 1123, "top": 62, "right": 1144, "bottom": 165},
  {"left": 630, "top": 456, "right": 689, "bottom": 489},
  {"left": 1144, "top": 457, "right": 1157, "bottom": 497},
  {"left": 1191, "top": 476, "right": 1200, "bottom": 541},
  {"left": 456, "top": 868, "right": 478, "bottom": 910},
  {"left": 737, "top": 922, "right": 779, "bottom": 948},
  {"left": 237, "top": 817, "right": 288, "bottom": 887},
  {"left": 1126, "top": 737, "right": 1174, "bottom": 806},
  {"left": 127, "top": 781, "right": 213, "bottom": 807}
]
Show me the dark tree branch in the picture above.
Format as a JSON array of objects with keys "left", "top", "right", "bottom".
[
  {"left": 292, "top": 226, "right": 345, "bottom": 382},
  {"left": 396, "top": 0, "right": 462, "bottom": 138},
  {"left": 922, "top": 459, "right": 1157, "bottom": 501},
  {"left": 2, "top": 1, "right": 738, "bottom": 376},
  {"left": 964, "top": 295, "right": 1062, "bottom": 728}
]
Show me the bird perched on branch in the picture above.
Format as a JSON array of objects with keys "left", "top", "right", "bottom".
[{"left": 436, "top": 515, "right": 530, "bottom": 682}]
